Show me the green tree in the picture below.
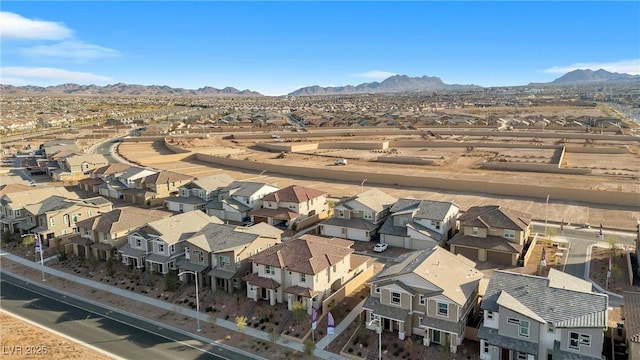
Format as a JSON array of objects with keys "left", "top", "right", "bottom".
[
  {"left": 235, "top": 316, "right": 248, "bottom": 340},
  {"left": 269, "top": 327, "right": 281, "bottom": 344},
  {"left": 303, "top": 339, "right": 315, "bottom": 358},
  {"left": 291, "top": 300, "right": 307, "bottom": 325},
  {"left": 606, "top": 234, "right": 619, "bottom": 256},
  {"left": 164, "top": 269, "right": 178, "bottom": 292}
]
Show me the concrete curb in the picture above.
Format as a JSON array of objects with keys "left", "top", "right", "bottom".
[{"left": 584, "top": 244, "right": 624, "bottom": 302}]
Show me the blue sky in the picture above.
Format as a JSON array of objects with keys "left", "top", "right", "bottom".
[{"left": 1, "top": 1, "right": 638, "bottom": 95}]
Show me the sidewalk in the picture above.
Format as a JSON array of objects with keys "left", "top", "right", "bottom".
[{"left": 0, "top": 252, "right": 350, "bottom": 359}]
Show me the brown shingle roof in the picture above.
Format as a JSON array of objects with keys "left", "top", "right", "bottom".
[
  {"left": 250, "top": 234, "right": 353, "bottom": 275},
  {"left": 142, "top": 170, "right": 193, "bottom": 185},
  {"left": 242, "top": 273, "right": 281, "bottom": 289},
  {"left": 624, "top": 291, "right": 640, "bottom": 343},
  {"left": 90, "top": 163, "right": 131, "bottom": 176},
  {"left": 459, "top": 205, "right": 530, "bottom": 231},
  {"left": 261, "top": 185, "right": 326, "bottom": 203},
  {"left": 0, "top": 184, "right": 33, "bottom": 197}
]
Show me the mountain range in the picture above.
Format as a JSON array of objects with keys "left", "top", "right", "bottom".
[{"left": 1, "top": 69, "right": 637, "bottom": 97}]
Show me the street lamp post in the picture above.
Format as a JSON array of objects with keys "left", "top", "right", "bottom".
[
  {"left": 22, "top": 233, "right": 45, "bottom": 282},
  {"left": 361, "top": 179, "right": 367, "bottom": 193},
  {"left": 544, "top": 194, "right": 550, "bottom": 238},
  {"left": 368, "top": 318, "right": 382, "bottom": 360},
  {"left": 178, "top": 270, "right": 201, "bottom": 332}
]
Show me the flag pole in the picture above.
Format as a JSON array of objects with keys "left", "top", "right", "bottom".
[{"left": 36, "top": 234, "right": 45, "bottom": 282}]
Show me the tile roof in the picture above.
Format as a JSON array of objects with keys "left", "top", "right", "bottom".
[
  {"left": 336, "top": 188, "right": 397, "bottom": 212},
  {"left": 482, "top": 270, "right": 607, "bottom": 328},
  {"left": 188, "top": 223, "right": 260, "bottom": 253},
  {"left": 389, "top": 198, "right": 458, "bottom": 221},
  {"left": 459, "top": 205, "right": 531, "bottom": 231},
  {"left": 321, "top": 217, "right": 379, "bottom": 231},
  {"left": 448, "top": 234, "right": 523, "bottom": 253},
  {"left": 1, "top": 186, "right": 77, "bottom": 208},
  {"left": 188, "top": 173, "right": 235, "bottom": 191},
  {"left": 224, "top": 181, "right": 276, "bottom": 197},
  {"left": 136, "top": 211, "right": 223, "bottom": 245},
  {"left": 249, "top": 234, "right": 354, "bottom": 275},
  {"left": 141, "top": 170, "right": 193, "bottom": 185},
  {"left": 250, "top": 207, "right": 299, "bottom": 220},
  {"left": 261, "top": 185, "right": 326, "bottom": 203},
  {"left": 0, "top": 184, "right": 32, "bottom": 197},
  {"left": 371, "top": 247, "right": 482, "bottom": 306},
  {"left": 90, "top": 163, "right": 132, "bottom": 176},
  {"left": 623, "top": 291, "right": 640, "bottom": 343},
  {"left": 242, "top": 272, "right": 281, "bottom": 289},
  {"left": 285, "top": 285, "right": 318, "bottom": 298},
  {"left": 77, "top": 208, "right": 169, "bottom": 234}
]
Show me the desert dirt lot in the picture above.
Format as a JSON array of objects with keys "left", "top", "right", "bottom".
[
  {"left": 118, "top": 131, "right": 640, "bottom": 230},
  {"left": 0, "top": 311, "right": 111, "bottom": 360}
]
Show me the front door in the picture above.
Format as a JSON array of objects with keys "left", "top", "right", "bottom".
[
  {"left": 383, "top": 318, "right": 392, "bottom": 331},
  {"left": 432, "top": 330, "right": 441, "bottom": 344},
  {"left": 261, "top": 287, "right": 268, "bottom": 300},
  {"left": 502, "top": 348, "right": 510, "bottom": 360}
]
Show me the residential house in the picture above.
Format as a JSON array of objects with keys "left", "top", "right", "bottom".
[
  {"left": 75, "top": 207, "right": 172, "bottom": 260},
  {"left": 118, "top": 211, "right": 222, "bottom": 273},
  {"left": 50, "top": 153, "right": 110, "bottom": 181},
  {"left": 623, "top": 291, "right": 640, "bottom": 360},
  {"left": 178, "top": 222, "right": 283, "bottom": 291},
  {"left": 40, "top": 139, "right": 78, "bottom": 157},
  {"left": 78, "top": 163, "right": 132, "bottom": 194},
  {"left": 364, "top": 246, "right": 483, "bottom": 353},
  {"left": 165, "top": 173, "right": 235, "bottom": 213},
  {"left": 242, "top": 234, "right": 370, "bottom": 314},
  {"left": 250, "top": 185, "right": 327, "bottom": 228},
  {"left": 1, "top": 186, "right": 78, "bottom": 234},
  {"left": 206, "top": 181, "right": 279, "bottom": 223},
  {"left": 448, "top": 205, "right": 531, "bottom": 266},
  {"left": 102, "top": 166, "right": 157, "bottom": 200},
  {"left": 21, "top": 196, "right": 113, "bottom": 244},
  {"left": 120, "top": 170, "right": 193, "bottom": 206},
  {"left": 479, "top": 269, "right": 608, "bottom": 360},
  {"left": 319, "top": 188, "right": 397, "bottom": 241},
  {"left": 379, "top": 198, "right": 459, "bottom": 249}
]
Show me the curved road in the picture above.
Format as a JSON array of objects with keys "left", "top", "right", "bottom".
[{"left": 0, "top": 272, "right": 256, "bottom": 360}]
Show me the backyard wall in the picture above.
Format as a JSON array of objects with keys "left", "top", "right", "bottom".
[
  {"left": 373, "top": 156, "right": 439, "bottom": 166},
  {"left": 194, "top": 152, "right": 640, "bottom": 209},
  {"left": 564, "top": 146, "right": 629, "bottom": 154},
  {"left": 480, "top": 162, "right": 592, "bottom": 175},
  {"left": 321, "top": 265, "right": 374, "bottom": 315}
]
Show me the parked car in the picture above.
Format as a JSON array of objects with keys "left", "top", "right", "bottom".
[
  {"left": 28, "top": 180, "right": 37, "bottom": 187},
  {"left": 334, "top": 158, "right": 348, "bottom": 165},
  {"left": 373, "top": 243, "right": 388, "bottom": 253}
]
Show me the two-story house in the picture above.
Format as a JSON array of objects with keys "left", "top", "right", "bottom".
[
  {"left": 165, "top": 173, "right": 235, "bottom": 213},
  {"left": 623, "top": 291, "right": 640, "bottom": 360},
  {"left": 364, "top": 246, "right": 483, "bottom": 353},
  {"left": 206, "top": 181, "right": 279, "bottom": 223},
  {"left": 479, "top": 269, "right": 608, "bottom": 360},
  {"left": 379, "top": 198, "right": 459, "bottom": 249},
  {"left": 178, "top": 222, "right": 282, "bottom": 291},
  {"left": 319, "top": 188, "right": 397, "bottom": 241},
  {"left": 75, "top": 207, "right": 172, "bottom": 260},
  {"left": 50, "top": 153, "right": 110, "bottom": 181},
  {"left": 448, "top": 205, "right": 531, "bottom": 266},
  {"left": 242, "top": 234, "right": 370, "bottom": 314},
  {"left": 1, "top": 184, "right": 76, "bottom": 234},
  {"left": 21, "top": 196, "right": 112, "bottom": 245},
  {"left": 78, "top": 163, "right": 132, "bottom": 194},
  {"left": 123, "top": 170, "right": 194, "bottom": 206},
  {"left": 98, "top": 166, "right": 156, "bottom": 200},
  {"left": 250, "top": 185, "right": 327, "bottom": 228},
  {"left": 118, "top": 211, "right": 222, "bottom": 273}
]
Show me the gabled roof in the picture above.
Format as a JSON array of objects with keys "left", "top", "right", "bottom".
[
  {"left": 447, "top": 234, "right": 523, "bottom": 253},
  {"left": 370, "top": 247, "right": 482, "bottom": 306},
  {"left": 64, "top": 153, "right": 109, "bottom": 167},
  {"left": 77, "top": 207, "right": 171, "bottom": 234},
  {"left": 249, "top": 234, "right": 355, "bottom": 275},
  {"left": 261, "top": 185, "right": 326, "bottom": 203},
  {"left": 224, "top": 181, "right": 276, "bottom": 197},
  {"left": 141, "top": 170, "right": 193, "bottom": 185},
  {"left": 186, "top": 174, "right": 235, "bottom": 191},
  {"left": 135, "top": 211, "right": 223, "bottom": 245},
  {"left": 482, "top": 270, "right": 607, "bottom": 328},
  {"left": 390, "top": 198, "right": 458, "bottom": 221},
  {"left": 1, "top": 186, "right": 77, "bottom": 208},
  {"left": 23, "top": 196, "right": 108, "bottom": 216},
  {"left": 335, "top": 188, "right": 397, "bottom": 212},
  {"left": 188, "top": 223, "right": 260, "bottom": 253},
  {"left": 459, "top": 205, "right": 530, "bottom": 231},
  {"left": 0, "top": 183, "right": 35, "bottom": 198},
  {"left": 90, "top": 163, "right": 132, "bottom": 176}
]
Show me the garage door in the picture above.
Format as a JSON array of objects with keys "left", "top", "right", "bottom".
[
  {"left": 253, "top": 216, "right": 268, "bottom": 224},
  {"left": 455, "top": 246, "right": 478, "bottom": 261},
  {"left": 487, "top": 250, "right": 513, "bottom": 265}
]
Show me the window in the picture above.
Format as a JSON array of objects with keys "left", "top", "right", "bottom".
[
  {"left": 63, "top": 214, "right": 70, "bottom": 225},
  {"left": 472, "top": 227, "right": 478, "bottom": 236},
  {"left": 437, "top": 302, "right": 448, "bottom": 317},
  {"left": 220, "top": 255, "right": 230, "bottom": 267},
  {"left": 249, "top": 285, "right": 255, "bottom": 292},
  {"left": 338, "top": 209, "right": 345, "bottom": 218},
  {"left": 300, "top": 273, "right": 306, "bottom": 283},
  {"left": 487, "top": 311, "right": 494, "bottom": 320},
  {"left": 507, "top": 317, "right": 520, "bottom": 325},
  {"left": 517, "top": 352, "right": 527, "bottom": 360},
  {"left": 369, "top": 312, "right": 376, "bottom": 322},
  {"left": 519, "top": 320, "right": 530, "bottom": 338},
  {"left": 363, "top": 211, "right": 373, "bottom": 220},
  {"left": 418, "top": 317, "right": 424, "bottom": 327},
  {"left": 199, "top": 251, "right": 204, "bottom": 262},
  {"left": 375, "top": 286, "right": 380, "bottom": 294},
  {"left": 265, "top": 265, "right": 275, "bottom": 275},
  {"left": 419, "top": 295, "right": 425, "bottom": 305},
  {"left": 504, "top": 229, "right": 516, "bottom": 239},
  {"left": 341, "top": 227, "right": 347, "bottom": 234},
  {"left": 236, "top": 256, "right": 241, "bottom": 268},
  {"left": 483, "top": 341, "right": 490, "bottom": 354},
  {"left": 135, "top": 238, "right": 142, "bottom": 248},
  {"left": 170, "top": 245, "right": 175, "bottom": 254},
  {"left": 391, "top": 292, "right": 401, "bottom": 305},
  {"left": 15, "top": 209, "right": 21, "bottom": 217},
  {"left": 49, "top": 217, "right": 55, "bottom": 226},
  {"left": 157, "top": 243, "right": 165, "bottom": 253},
  {"left": 548, "top": 322, "right": 555, "bottom": 333},
  {"left": 435, "top": 221, "right": 441, "bottom": 230},
  {"left": 103, "top": 233, "right": 108, "bottom": 240},
  {"left": 333, "top": 265, "right": 337, "bottom": 273},
  {"left": 233, "top": 278, "right": 239, "bottom": 287},
  {"left": 569, "top": 332, "right": 591, "bottom": 350}
]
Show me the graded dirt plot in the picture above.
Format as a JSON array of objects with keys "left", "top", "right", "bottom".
[
  {"left": 562, "top": 153, "right": 640, "bottom": 177},
  {"left": 0, "top": 312, "right": 111, "bottom": 360}
]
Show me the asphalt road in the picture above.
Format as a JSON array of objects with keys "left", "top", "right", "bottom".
[{"left": 0, "top": 272, "right": 257, "bottom": 360}]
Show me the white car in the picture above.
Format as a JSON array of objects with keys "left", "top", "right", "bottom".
[{"left": 373, "top": 243, "right": 388, "bottom": 253}]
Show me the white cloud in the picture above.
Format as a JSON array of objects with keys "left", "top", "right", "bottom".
[
  {"left": 22, "top": 40, "right": 121, "bottom": 62},
  {"left": 543, "top": 59, "right": 640, "bottom": 75},
  {"left": 351, "top": 70, "right": 398, "bottom": 79},
  {"left": 0, "top": 12, "right": 72, "bottom": 40},
  {"left": 1, "top": 67, "right": 112, "bottom": 84}
]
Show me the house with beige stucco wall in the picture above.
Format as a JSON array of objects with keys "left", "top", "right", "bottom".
[
  {"left": 448, "top": 205, "right": 531, "bottom": 266},
  {"left": 364, "top": 246, "right": 483, "bottom": 354},
  {"left": 242, "top": 234, "right": 370, "bottom": 315}
]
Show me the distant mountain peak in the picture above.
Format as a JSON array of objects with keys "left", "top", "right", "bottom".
[
  {"left": 0, "top": 83, "right": 263, "bottom": 96},
  {"left": 550, "top": 68, "right": 640, "bottom": 84}
]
